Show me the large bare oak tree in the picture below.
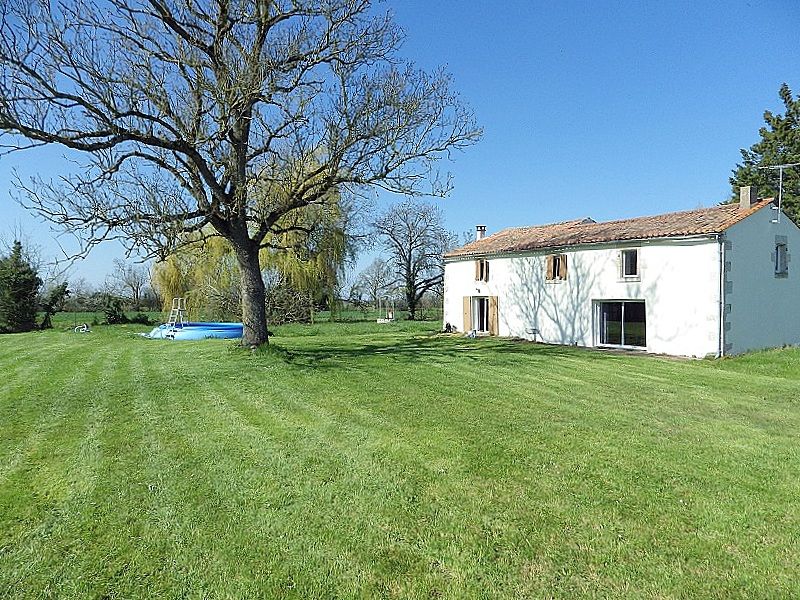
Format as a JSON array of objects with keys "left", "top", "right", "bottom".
[
  {"left": 373, "top": 200, "right": 454, "bottom": 320},
  {"left": 0, "top": 0, "right": 480, "bottom": 345}
]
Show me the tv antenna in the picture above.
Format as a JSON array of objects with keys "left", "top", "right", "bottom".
[{"left": 758, "top": 162, "right": 800, "bottom": 223}]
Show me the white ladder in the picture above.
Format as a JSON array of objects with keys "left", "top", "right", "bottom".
[{"left": 167, "top": 297, "right": 186, "bottom": 328}]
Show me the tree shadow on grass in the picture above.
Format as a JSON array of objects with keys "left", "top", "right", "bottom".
[{"left": 264, "top": 331, "right": 648, "bottom": 370}]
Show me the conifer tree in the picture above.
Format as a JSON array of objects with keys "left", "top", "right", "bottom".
[
  {"left": 730, "top": 83, "right": 800, "bottom": 223},
  {"left": 0, "top": 241, "right": 42, "bottom": 333}
]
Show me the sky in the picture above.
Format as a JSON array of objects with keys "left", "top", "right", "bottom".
[{"left": 1, "top": 0, "right": 798, "bottom": 284}]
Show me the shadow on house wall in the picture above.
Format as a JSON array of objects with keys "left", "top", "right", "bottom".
[
  {"left": 505, "top": 254, "right": 598, "bottom": 346},
  {"left": 504, "top": 251, "right": 671, "bottom": 350}
]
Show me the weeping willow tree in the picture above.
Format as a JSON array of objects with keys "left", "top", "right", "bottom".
[
  {"left": 152, "top": 183, "right": 355, "bottom": 323},
  {"left": 151, "top": 256, "right": 184, "bottom": 314},
  {"left": 260, "top": 181, "right": 354, "bottom": 319},
  {"left": 151, "top": 235, "right": 240, "bottom": 319}
]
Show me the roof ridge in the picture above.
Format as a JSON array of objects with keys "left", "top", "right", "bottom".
[
  {"left": 444, "top": 198, "right": 776, "bottom": 259},
  {"left": 518, "top": 199, "right": 774, "bottom": 231},
  {"left": 510, "top": 217, "right": 594, "bottom": 232},
  {"left": 587, "top": 203, "right": 732, "bottom": 228}
]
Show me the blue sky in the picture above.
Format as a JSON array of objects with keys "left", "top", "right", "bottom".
[{"left": 1, "top": 0, "right": 798, "bottom": 283}]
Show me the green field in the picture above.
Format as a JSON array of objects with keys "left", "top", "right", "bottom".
[{"left": 1, "top": 318, "right": 799, "bottom": 598}]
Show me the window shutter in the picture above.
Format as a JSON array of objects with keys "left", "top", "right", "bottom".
[
  {"left": 475, "top": 260, "right": 480, "bottom": 281},
  {"left": 560, "top": 254, "right": 568, "bottom": 280},
  {"left": 488, "top": 296, "right": 498, "bottom": 335},
  {"left": 484, "top": 260, "right": 490, "bottom": 282},
  {"left": 463, "top": 296, "right": 472, "bottom": 330},
  {"left": 545, "top": 255, "right": 554, "bottom": 280}
]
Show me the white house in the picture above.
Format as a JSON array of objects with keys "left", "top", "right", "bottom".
[{"left": 443, "top": 187, "right": 800, "bottom": 357}]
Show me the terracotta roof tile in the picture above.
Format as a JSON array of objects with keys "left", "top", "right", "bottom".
[{"left": 445, "top": 199, "right": 774, "bottom": 258}]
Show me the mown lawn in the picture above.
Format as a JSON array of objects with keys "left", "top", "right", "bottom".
[{"left": 1, "top": 318, "right": 799, "bottom": 598}]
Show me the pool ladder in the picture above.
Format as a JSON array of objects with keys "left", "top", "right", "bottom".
[{"left": 167, "top": 297, "right": 187, "bottom": 334}]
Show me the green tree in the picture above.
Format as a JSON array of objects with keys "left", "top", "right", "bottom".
[
  {"left": 0, "top": 0, "right": 480, "bottom": 346},
  {"left": 102, "top": 295, "right": 129, "bottom": 325},
  {"left": 730, "top": 83, "right": 800, "bottom": 222},
  {"left": 0, "top": 241, "right": 42, "bottom": 333},
  {"left": 39, "top": 282, "right": 70, "bottom": 330}
]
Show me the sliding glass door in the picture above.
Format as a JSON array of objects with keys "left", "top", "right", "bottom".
[{"left": 598, "top": 301, "right": 646, "bottom": 348}]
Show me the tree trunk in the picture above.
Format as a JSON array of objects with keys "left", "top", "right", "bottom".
[
  {"left": 234, "top": 244, "right": 269, "bottom": 347},
  {"left": 406, "top": 282, "right": 417, "bottom": 320}
]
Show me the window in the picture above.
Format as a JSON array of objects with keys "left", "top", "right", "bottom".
[
  {"left": 475, "top": 259, "right": 490, "bottom": 282},
  {"left": 598, "top": 301, "right": 646, "bottom": 348},
  {"left": 545, "top": 254, "right": 567, "bottom": 281},
  {"left": 621, "top": 249, "right": 639, "bottom": 278},
  {"left": 776, "top": 244, "right": 788, "bottom": 276}
]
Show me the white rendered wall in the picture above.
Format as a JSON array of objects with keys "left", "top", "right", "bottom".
[
  {"left": 723, "top": 206, "right": 800, "bottom": 354},
  {"left": 443, "top": 238, "right": 722, "bottom": 357}
]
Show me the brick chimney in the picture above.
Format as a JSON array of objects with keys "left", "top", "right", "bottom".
[
  {"left": 475, "top": 225, "right": 486, "bottom": 240},
  {"left": 739, "top": 186, "right": 757, "bottom": 211}
]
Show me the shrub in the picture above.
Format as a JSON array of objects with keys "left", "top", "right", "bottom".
[
  {"left": 265, "top": 281, "right": 313, "bottom": 325},
  {"left": 130, "top": 312, "right": 153, "bottom": 325},
  {"left": 102, "top": 296, "right": 129, "bottom": 324}
]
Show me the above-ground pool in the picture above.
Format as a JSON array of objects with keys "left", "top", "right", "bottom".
[{"left": 145, "top": 322, "right": 243, "bottom": 341}]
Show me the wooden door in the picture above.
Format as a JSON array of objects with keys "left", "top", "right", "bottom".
[
  {"left": 463, "top": 296, "right": 472, "bottom": 331},
  {"left": 488, "top": 296, "right": 498, "bottom": 335}
]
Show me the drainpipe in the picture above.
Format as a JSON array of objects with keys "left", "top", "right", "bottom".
[{"left": 717, "top": 234, "right": 725, "bottom": 358}]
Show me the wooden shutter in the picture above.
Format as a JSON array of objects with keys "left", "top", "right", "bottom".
[
  {"left": 488, "top": 296, "right": 498, "bottom": 335},
  {"left": 463, "top": 296, "right": 472, "bottom": 331},
  {"left": 475, "top": 260, "right": 481, "bottom": 281},
  {"left": 560, "top": 254, "right": 568, "bottom": 280},
  {"left": 484, "top": 260, "right": 490, "bottom": 282},
  {"left": 545, "top": 255, "right": 554, "bottom": 280}
]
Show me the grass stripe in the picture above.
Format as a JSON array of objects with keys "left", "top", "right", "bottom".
[{"left": 1, "top": 317, "right": 800, "bottom": 597}]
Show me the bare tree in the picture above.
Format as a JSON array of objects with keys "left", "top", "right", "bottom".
[
  {"left": 355, "top": 257, "right": 392, "bottom": 309},
  {"left": 373, "top": 200, "right": 455, "bottom": 320},
  {"left": 109, "top": 258, "right": 150, "bottom": 309},
  {"left": 63, "top": 277, "right": 89, "bottom": 310},
  {"left": 0, "top": 0, "right": 481, "bottom": 346}
]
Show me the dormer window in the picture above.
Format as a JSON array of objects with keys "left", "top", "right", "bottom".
[
  {"left": 621, "top": 249, "right": 639, "bottom": 278},
  {"left": 475, "top": 259, "right": 489, "bottom": 282}
]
